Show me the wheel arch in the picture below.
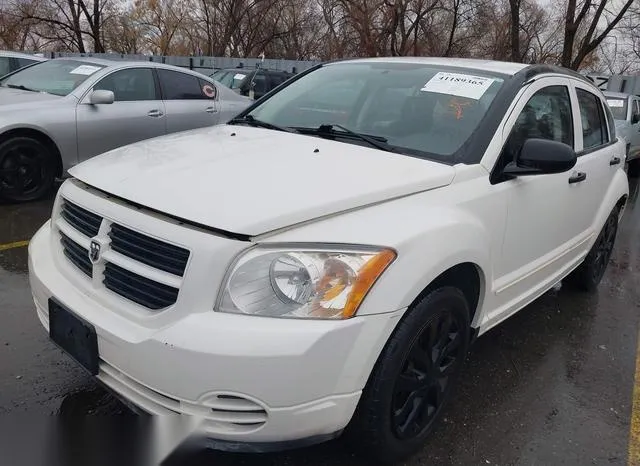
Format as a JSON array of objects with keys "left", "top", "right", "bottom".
[
  {"left": 408, "top": 262, "right": 486, "bottom": 329},
  {"left": 0, "top": 127, "right": 63, "bottom": 178}
]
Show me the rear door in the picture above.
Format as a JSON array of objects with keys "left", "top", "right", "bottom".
[
  {"left": 157, "top": 69, "right": 220, "bottom": 133},
  {"left": 76, "top": 67, "right": 166, "bottom": 161},
  {"left": 570, "top": 80, "right": 620, "bottom": 236}
]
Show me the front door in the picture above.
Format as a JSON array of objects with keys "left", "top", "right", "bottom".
[
  {"left": 76, "top": 67, "right": 166, "bottom": 162},
  {"left": 156, "top": 69, "right": 220, "bottom": 134},
  {"left": 488, "top": 78, "right": 586, "bottom": 323}
]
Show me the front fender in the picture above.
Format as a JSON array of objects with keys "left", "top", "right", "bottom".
[
  {"left": 0, "top": 105, "right": 77, "bottom": 171},
  {"left": 260, "top": 196, "right": 496, "bottom": 324}
]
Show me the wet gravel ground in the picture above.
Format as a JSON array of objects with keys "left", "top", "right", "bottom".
[{"left": 1, "top": 180, "right": 640, "bottom": 465}]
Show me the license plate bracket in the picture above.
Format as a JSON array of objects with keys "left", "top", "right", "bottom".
[{"left": 49, "top": 298, "right": 99, "bottom": 375}]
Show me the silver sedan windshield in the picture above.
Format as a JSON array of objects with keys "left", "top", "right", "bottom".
[{"left": 0, "top": 59, "right": 105, "bottom": 96}]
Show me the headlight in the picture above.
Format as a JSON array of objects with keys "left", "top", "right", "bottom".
[{"left": 217, "top": 246, "right": 396, "bottom": 319}]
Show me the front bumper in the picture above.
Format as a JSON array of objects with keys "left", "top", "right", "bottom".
[{"left": 29, "top": 221, "right": 404, "bottom": 445}]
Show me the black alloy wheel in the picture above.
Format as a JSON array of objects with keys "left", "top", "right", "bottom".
[
  {"left": 346, "top": 287, "right": 471, "bottom": 464},
  {"left": 391, "top": 310, "right": 464, "bottom": 439},
  {"left": 566, "top": 207, "right": 619, "bottom": 292},
  {"left": 0, "top": 136, "right": 55, "bottom": 202}
]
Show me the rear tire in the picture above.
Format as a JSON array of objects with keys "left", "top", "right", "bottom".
[
  {"left": 346, "top": 287, "right": 470, "bottom": 464},
  {"left": 0, "top": 136, "right": 56, "bottom": 203},
  {"left": 566, "top": 208, "right": 618, "bottom": 292}
]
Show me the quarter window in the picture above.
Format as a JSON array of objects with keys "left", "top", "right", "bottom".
[
  {"left": 503, "top": 85, "right": 574, "bottom": 164},
  {"left": 576, "top": 88, "right": 609, "bottom": 150},
  {"left": 94, "top": 68, "right": 157, "bottom": 101}
]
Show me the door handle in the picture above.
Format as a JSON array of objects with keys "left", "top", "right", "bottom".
[
  {"left": 568, "top": 172, "right": 587, "bottom": 184},
  {"left": 147, "top": 109, "right": 163, "bottom": 117},
  {"left": 205, "top": 106, "right": 216, "bottom": 113},
  {"left": 610, "top": 156, "right": 621, "bottom": 166}
]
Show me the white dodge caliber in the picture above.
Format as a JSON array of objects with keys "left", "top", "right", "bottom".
[{"left": 29, "top": 58, "right": 628, "bottom": 462}]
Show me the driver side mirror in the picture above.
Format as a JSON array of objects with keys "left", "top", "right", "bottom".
[
  {"left": 503, "top": 138, "right": 577, "bottom": 177},
  {"left": 632, "top": 114, "right": 640, "bottom": 125},
  {"left": 89, "top": 89, "right": 114, "bottom": 105}
]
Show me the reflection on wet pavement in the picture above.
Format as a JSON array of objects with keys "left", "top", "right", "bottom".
[{"left": 1, "top": 180, "right": 639, "bottom": 465}]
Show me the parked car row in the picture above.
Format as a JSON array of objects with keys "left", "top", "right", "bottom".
[
  {"left": 604, "top": 90, "right": 640, "bottom": 175},
  {"left": 28, "top": 57, "right": 628, "bottom": 463},
  {"left": 0, "top": 57, "right": 252, "bottom": 202}
]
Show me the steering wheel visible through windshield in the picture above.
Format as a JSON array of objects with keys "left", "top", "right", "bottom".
[
  {"left": 0, "top": 59, "right": 105, "bottom": 96},
  {"left": 245, "top": 62, "right": 505, "bottom": 163}
]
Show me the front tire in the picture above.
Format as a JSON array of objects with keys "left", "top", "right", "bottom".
[
  {"left": 566, "top": 208, "right": 618, "bottom": 291},
  {"left": 346, "top": 287, "right": 471, "bottom": 464},
  {"left": 0, "top": 136, "right": 56, "bottom": 203}
]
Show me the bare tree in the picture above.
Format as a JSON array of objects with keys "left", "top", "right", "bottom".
[{"left": 561, "top": 0, "right": 636, "bottom": 70}]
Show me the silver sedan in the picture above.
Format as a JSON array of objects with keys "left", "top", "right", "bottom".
[{"left": 0, "top": 57, "right": 253, "bottom": 202}]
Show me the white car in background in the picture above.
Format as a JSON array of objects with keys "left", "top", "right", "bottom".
[
  {"left": 604, "top": 91, "right": 640, "bottom": 176},
  {"left": 29, "top": 58, "right": 628, "bottom": 463},
  {"left": 0, "top": 51, "right": 47, "bottom": 78}
]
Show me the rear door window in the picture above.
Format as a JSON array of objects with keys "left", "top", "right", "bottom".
[
  {"left": 158, "top": 69, "right": 203, "bottom": 100},
  {"left": 577, "top": 88, "right": 610, "bottom": 150}
]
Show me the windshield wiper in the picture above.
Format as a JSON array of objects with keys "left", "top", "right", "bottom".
[
  {"left": 228, "top": 115, "right": 298, "bottom": 134},
  {"left": 5, "top": 84, "right": 40, "bottom": 93},
  {"left": 294, "top": 124, "right": 397, "bottom": 153}
]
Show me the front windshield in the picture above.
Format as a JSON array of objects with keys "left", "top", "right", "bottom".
[
  {"left": 0, "top": 59, "right": 105, "bottom": 96},
  {"left": 215, "top": 70, "right": 250, "bottom": 89},
  {"left": 606, "top": 98, "right": 628, "bottom": 120},
  {"left": 246, "top": 62, "right": 505, "bottom": 162}
]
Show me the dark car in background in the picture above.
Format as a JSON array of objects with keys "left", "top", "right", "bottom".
[{"left": 210, "top": 67, "right": 293, "bottom": 99}]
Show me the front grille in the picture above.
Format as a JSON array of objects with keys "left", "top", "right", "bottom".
[
  {"left": 60, "top": 233, "right": 92, "bottom": 277},
  {"left": 61, "top": 200, "right": 102, "bottom": 238},
  {"left": 108, "top": 224, "right": 189, "bottom": 276},
  {"left": 103, "top": 262, "right": 179, "bottom": 310}
]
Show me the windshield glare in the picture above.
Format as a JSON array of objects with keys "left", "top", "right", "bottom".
[
  {"left": 606, "top": 98, "right": 628, "bottom": 120},
  {"left": 247, "top": 62, "right": 505, "bottom": 161},
  {"left": 0, "top": 59, "right": 105, "bottom": 96}
]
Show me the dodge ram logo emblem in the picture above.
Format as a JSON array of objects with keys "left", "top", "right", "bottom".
[{"left": 89, "top": 240, "right": 101, "bottom": 264}]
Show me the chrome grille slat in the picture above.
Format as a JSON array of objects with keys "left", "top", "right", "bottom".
[
  {"left": 61, "top": 201, "right": 102, "bottom": 238},
  {"left": 108, "top": 224, "right": 189, "bottom": 276},
  {"left": 58, "top": 196, "right": 186, "bottom": 310},
  {"left": 60, "top": 233, "right": 92, "bottom": 277},
  {"left": 103, "top": 262, "right": 179, "bottom": 310}
]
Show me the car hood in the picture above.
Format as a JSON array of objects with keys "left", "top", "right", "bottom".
[
  {"left": 69, "top": 125, "right": 456, "bottom": 236},
  {"left": 0, "top": 87, "right": 63, "bottom": 108}
]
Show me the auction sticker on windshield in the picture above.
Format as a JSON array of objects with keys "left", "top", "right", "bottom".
[
  {"left": 70, "top": 65, "right": 102, "bottom": 76},
  {"left": 421, "top": 72, "right": 495, "bottom": 100}
]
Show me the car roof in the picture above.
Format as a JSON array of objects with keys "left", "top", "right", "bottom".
[
  {"left": 48, "top": 56, "right": 214, "bottom": 80},
  {"left": 0, "top": 51, "right": 47, "bottom": 61},
  {"left": 333, "top": 57, "right": 529, "bottom": 75}
]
